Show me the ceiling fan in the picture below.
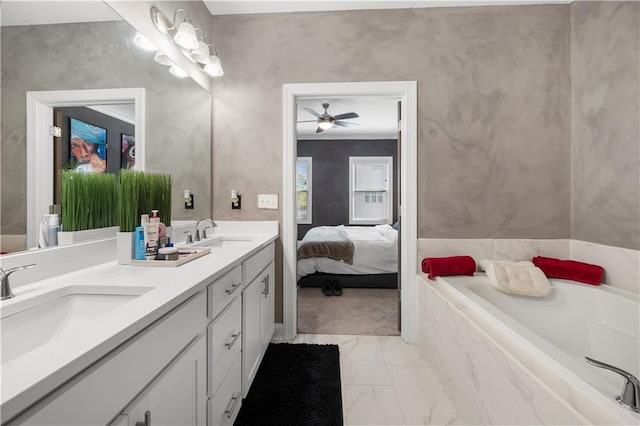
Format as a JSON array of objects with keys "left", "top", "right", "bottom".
[{"left": 298, "top": 102, "right": 360, "bottom": 133}]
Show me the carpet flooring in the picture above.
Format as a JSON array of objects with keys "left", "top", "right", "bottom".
[
  {"left": 297, "top": 288, "right": 400, "bottom": 336},
  {"left": 234, "top": 343, "right": 343, "bottom": 426}
]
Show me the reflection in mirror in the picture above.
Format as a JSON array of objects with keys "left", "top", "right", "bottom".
[{"left": 1, "top": 1, "right": 212, "bottom": 254}]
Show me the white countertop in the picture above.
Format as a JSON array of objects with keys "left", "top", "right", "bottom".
[{"left": 0, "top": 221, "right": 278, "bottom": 421}]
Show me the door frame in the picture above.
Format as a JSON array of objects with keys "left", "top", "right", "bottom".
[
  {"left": 282, "top": 81, "right": 418, "bottom": 343},
  {"left": 26, "top": 88, "right": 145, "bottom": 249}
]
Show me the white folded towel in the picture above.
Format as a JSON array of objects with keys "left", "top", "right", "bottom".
[{"left": 480, "top": 259, "right": 551, "bottom": 297}]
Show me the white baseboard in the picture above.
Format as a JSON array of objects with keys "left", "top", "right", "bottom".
[{"left": 271, "top": 323, "right": 285, "bottom": 342}]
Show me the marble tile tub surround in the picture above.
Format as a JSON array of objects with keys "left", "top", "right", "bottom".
[
  {"left": 571, "top": 1, "right": 640, "bottom": 250},
  {"left": 416, "top": 275, "right": 638, "bottom": 425},
  {"left": 417, "top": 238, "right": 640, "bottom": 294}
]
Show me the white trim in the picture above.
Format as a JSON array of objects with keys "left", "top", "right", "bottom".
[
  {"left": 282, "top": 81, "right": 418, "bottom": 343},
  {"left": 270, "top": 323, "right": 286, "bottom": 342},
  {"left": 296, "top": 157, "right": 312, "bottom": 225},
  {"left": 26, "top": 88, "right": 145, "bottom": 249}
]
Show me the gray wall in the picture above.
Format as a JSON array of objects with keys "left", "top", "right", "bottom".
[
  {"left": 1, "top": 20, "right": 211, "bottom": 239},
  {"left": 297, "top": 139, "right": 398, "bottom": 239},
  {"left": 211, "top": 5, "right": 571, "bottom": 321},
  {"left": 571, "top": 1, "right": 640, "bottom": 250}
]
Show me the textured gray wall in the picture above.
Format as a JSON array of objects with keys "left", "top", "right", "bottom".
[
  {"left": 211, "top": 5, "right": 571, "bottom": 321},
  {"left": 571, "top": 2, "right": 640, "bottom": 250},
  {"left": 1, "top": 20, "right": 211, "bottom": 239},
  {"left": 297, "top": 139, "right": 398, "bottom": 239}
]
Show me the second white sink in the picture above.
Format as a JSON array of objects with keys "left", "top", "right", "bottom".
[{"left": 1, "top": 285, "right": 152, "bottom": 364}]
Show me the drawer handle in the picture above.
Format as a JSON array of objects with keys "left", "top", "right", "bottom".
[
  {"left": 225, "top": 282, "right": 242, "bottom": 295},
  {"left": 261, "top": 275, "right": 269, "bottom": 297},
  {"left": 224, "top": 392, "right": 241, "bottom": 418},
  {"left": 225, "top": 332, "right": 241, "bottom": 349}
]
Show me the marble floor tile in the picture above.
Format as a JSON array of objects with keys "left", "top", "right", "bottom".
[
  {"left": 378, "top": 336, "right": 430, "bottom": 367},
  {"left": 344, "top": 385, "right": 406, "bottom": 426},
  {"left": 388, "top": 366, "right": 463, "bottom": 426},
  {"left": 340, "top": 335, "right": 392, "bottom": 385}
]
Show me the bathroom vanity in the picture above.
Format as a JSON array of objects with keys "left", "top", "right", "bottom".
[{"left": 0, "top": 221, "right": 278, "bottom": 425}]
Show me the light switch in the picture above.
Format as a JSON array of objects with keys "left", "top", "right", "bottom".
[{"left": 258, "top": 194, "right": 278, "bottom": 209}]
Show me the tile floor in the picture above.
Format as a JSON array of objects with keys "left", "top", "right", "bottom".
[{"left": 293, "top": 334, "right": 463, "bottom": 426}]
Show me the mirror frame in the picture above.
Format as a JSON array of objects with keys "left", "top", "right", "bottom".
[{"left": 26, "top": 88, "right": 145, "bottom": 249}]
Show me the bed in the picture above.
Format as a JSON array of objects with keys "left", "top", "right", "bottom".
[{"left": 297, "top": 224, "right": 398, "bottom": 289}]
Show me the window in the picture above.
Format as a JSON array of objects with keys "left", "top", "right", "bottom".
[
  {"left": 349, "top": 156, "right": 393, "bottom": 225},
  {"left": 296, "top": 157, "right": 312, "bottom": 224}
]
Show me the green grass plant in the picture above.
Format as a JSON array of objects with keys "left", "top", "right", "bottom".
[
  {"left": 118, "top": 170, "right": 173, "bottom": 232},
  {"left": 60, "top": 171, "right": 117, "bottom": 232}
]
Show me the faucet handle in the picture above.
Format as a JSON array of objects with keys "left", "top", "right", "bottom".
[
  {"left": 586, "top": 356, "right": 640, "bottom": 412},
  {"left": 183, "top": 231, "right": 193, "bottom": 245}
]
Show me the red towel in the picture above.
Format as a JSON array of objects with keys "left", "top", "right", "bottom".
[
  {"left": 421, "top": 256, "right": 476, "bottom": 280},
  {"left": 532, "top": 256, "right": 604, "bottom": 286}
]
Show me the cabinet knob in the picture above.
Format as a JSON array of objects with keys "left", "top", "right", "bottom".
[{"left": 135, "top": 410, "right": 151, "bottom": 426}]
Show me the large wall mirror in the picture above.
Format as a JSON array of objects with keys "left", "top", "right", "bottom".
[{"left": 1, "top": 1, "right": 212, "bottom": 253}]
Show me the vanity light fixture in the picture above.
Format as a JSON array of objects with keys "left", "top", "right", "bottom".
[
  {"left": 147, "top": 6, "right": 225, "bottom": 79},
  {"left": 169, "top": 65, "right": 189, "bottom": 78},
  {"left": 133, "top": 33, "right": 157, "bottom": 51}
]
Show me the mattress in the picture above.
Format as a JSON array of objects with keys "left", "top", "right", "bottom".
[{"left": 297, "top": 225, "right": 398, "bottom": 280}]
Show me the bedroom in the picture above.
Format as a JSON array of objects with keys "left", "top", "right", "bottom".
[{"left": 295, "top": 97, "right": 401, "bottom": 336}]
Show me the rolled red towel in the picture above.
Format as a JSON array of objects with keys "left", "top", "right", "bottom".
[
  {"left": 421, "top": 256, "right": 476, "bottom": 280},
  {"left": 532, "top": 256, "right": 604, "bottom": 286}
]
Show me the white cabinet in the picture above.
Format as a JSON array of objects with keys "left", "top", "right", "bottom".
[
  {"left": 118, "top": 335, "right": 207, "bottom": 426},
  {"left": 241, "top": 259, "right": 275, "bottom": 395}
]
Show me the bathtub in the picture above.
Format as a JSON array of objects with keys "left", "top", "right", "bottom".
[{"left": 417, "top": 273, "right": 640, "bottom": 425}]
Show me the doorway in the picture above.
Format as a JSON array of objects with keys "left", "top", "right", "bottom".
[{"left": 282, "top": 81, "right": 417, "bottom": 343}]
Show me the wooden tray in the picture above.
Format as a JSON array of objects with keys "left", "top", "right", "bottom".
[{"left": 130, "top": 246, "right": 211, "bottom": 267}]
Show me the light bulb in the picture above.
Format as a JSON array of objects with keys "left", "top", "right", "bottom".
[
  {"left": 204, "top": 55, "right": 224, "bottom": 77},
  {"left": 173, "top": 21, "right": 198, "bottom": 50},
  {"left": 318, "top": 120, "right": 333, "bottom": 130},
  {"left": 169, "top": 65, "right": 188, "bottom": 78},
  {"left": 133, "top": 33, "right": 156, "bottom": 51}
]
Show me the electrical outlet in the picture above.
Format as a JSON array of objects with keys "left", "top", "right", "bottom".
[{"left": 258, "top": 194, "right": 278, "bottom": 209}]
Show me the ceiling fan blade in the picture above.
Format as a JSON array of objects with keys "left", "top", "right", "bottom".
[
  {"left": 334, "top": 120, "right": 360, "bottom": 128},
  {"left": 315, "top": 126, "right": 325, "bottom": 133},
  {"left": 297, "top": 120, "right": 317, "bottom": 123},
  {"left": 303, "top": 107, "right": 320, "bottom": 118},
  {"left": 333, "top": 112, "right": 359, "bottom": 120}
]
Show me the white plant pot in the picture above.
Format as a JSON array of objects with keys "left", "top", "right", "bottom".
[
  {"left": 58, "top": 226, "right": 119, "bottom": 246},
  {"left": 117, "top": 231, "right": 135, "bottom": 265}
]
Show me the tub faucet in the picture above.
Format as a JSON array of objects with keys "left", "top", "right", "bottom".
[
  {"left": 1, "top": 264, "right": 36, "bottom": 301},
  {"left": 195, "top": 219, "right": 217, "bottom": 241},
  {"left": 586, "top": 357, "right": 640, "bottom": 412}
]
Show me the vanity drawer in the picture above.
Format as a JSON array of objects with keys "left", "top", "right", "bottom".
[
  {"left": 208, "top": 265, "right": 242, "bottom": 319},
  {"left": 243, "top": 242, "right": 274, "bottom": 285},
  {"left": 207, "top": 355, "right": 242, "bottom": 426},
  {"left": 207, "top": 296, "right": 241, "bottom": 396}
]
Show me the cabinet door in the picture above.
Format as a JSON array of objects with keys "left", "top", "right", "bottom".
[
  {"left": 121, "top": 334, "right": 207, "bottom": 426},
  {"left": 259, "top": 262, "right": 275, "bottom": 352},
  {"left": 241, "top": 275, "right": 262, "bottom": 396}
]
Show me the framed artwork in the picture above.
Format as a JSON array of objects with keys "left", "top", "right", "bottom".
[
  {"left": 69, "top": 118, "right": 107, "bottom": 174},
  {"left": 121, "top": 134, "right": 136, "bottom": 170}
]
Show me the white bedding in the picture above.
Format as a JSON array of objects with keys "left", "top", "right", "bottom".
[{"left": 297, "top": 225, "right": 398, "bottom": 280}]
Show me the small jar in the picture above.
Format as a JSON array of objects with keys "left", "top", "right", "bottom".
[{"left": 157, "top": 247, "right": 179, "bottom": 261}]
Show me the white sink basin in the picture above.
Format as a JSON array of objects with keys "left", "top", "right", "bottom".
[
  {"left": 201, "top": 237, "right": 254, "bottom": 248},
  {"left": 1, "top": 285, "right": 152, "bottom": 364}
]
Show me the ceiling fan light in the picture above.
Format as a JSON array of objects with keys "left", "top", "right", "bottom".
[
  {"left": 318, "top": 120, "right": 333, "bottom": 130},
  {"left": 173, "top": 21, "right": 198, "bottom": 50},
  {"left": 133, "top": 33, "right": 157, "bottom": 51},
  {"left": 169, "top": 65, "right": 188, "bottom": 78},
  {"left": 153, "top": 51, "right": 173, "bottom": 66},
  {"left": 204, "top": 55, "right": 224, "bottom": 77},
  {"left": 191, "top": 41, "right": 210, "bottom": 64}
]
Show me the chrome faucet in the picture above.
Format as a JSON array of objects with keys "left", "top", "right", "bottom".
[
  {"left": 1, "top": 264, "right": 36, "bottom": 300},
  {"left": 195, "top": 219, "right": 217, "bottom": 242},
  {"left": 183, "top": 231, "right": 193, "bottom": 245},
  {"left": 586, "top": 357, "right": 640, "bottom": 412}
]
